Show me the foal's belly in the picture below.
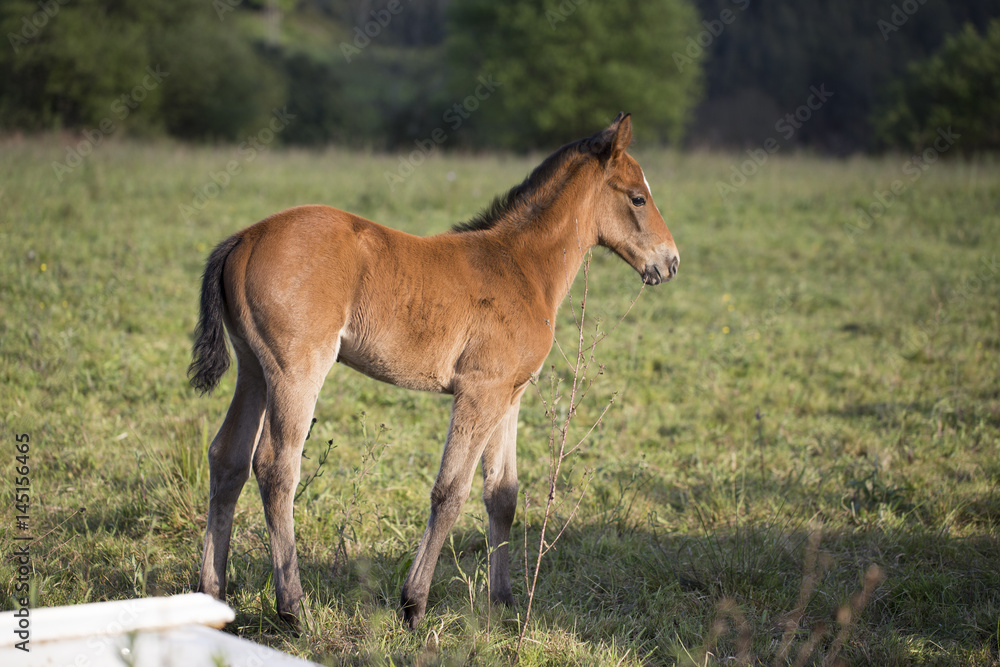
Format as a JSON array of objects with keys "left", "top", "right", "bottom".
[{"left": 335, "top": 327, "right": 463, "bottom": 394}]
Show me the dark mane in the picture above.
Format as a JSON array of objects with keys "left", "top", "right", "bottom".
[{"left": 451, "top": 138, "right": 595, "bottom": 233}]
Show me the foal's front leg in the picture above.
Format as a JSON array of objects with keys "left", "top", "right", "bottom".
[
  {"left": 481, "top": 400, "right": 520, "bottom": 607},
  {"left": 400, "top": 387, "right": 511, "bottom": 629}
]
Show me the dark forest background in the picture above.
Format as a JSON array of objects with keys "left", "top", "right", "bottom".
[{"left": 2, "top": 0, "right": 998, "bottom": 152}]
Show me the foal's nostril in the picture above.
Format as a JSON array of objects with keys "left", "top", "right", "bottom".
[{"left": 668, "top": 255, "right": 679, "bottom": 278}]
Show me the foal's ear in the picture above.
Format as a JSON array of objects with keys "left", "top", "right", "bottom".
[
  {"left": 593, "top": 112, "right": 633, "bottom": 166},
  {"left": 610, "top": 113, "right": 633, "bottom": 156}
]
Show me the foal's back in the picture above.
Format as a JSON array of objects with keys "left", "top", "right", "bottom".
[{"left": 224, "top": 204, "right": 545, "bottom": 395}]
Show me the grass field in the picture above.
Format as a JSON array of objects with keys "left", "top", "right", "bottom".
[{"left": 1, "top": 134, "right": 999, "bottom": 665}]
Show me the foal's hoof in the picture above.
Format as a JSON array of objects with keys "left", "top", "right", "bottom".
[
  {"left": 195, "top": 578, "right": 224, "bottom": 601},
  {"left": 403, "top": 607, "right": 423, "bottom": 630},
  {"left": 400, "top": 593, "right": 426, "bottom": 630},
  {"left": 278, "top": 610, "right": 300, "bottom": 634},
  {"left": 278, "top": 597, "right": 312, "bottom": 634},
  {"left": 491, "top": 592, "right": 516, "bottom": 608}
]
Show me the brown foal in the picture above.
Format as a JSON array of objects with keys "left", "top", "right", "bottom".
[{"left": 189, "top": 113, "right": 679, "bottom": 629}]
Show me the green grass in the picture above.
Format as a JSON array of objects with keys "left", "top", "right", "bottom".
[{"left": 1, "top": 134, "right": 999, "bottom": 665}]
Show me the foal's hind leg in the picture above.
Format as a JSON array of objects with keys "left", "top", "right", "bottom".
[
  {"left": 198, "top": 341, "right": 267, "bottom": 600},
  {"left": 252, "top": 369, "right": 330, "bottom": 626},
  {"left": 481, "top": 400, "right": 520, "bottom": 607}
]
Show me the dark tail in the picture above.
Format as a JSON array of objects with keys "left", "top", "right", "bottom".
[{"left": 188, "top": 235, "right": 242, "bottom": 394}]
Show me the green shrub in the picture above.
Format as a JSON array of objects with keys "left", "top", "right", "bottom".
[
  {"left": 0, "top": 0, "right": 284, "bottom": 140},
  {"left": 875, "top": 19, "right": 1000, "bottom": 152},
  {"left": 446, "top": 0, "right": 704, "bottom": 149}
]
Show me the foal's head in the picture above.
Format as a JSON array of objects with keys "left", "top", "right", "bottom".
[{"left": 586, "top": 113, "right": 679, "bottom": 285}]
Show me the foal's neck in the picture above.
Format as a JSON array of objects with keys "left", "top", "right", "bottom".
[{"left": 505, "top": 169, "right": 601, "bottom": 318}]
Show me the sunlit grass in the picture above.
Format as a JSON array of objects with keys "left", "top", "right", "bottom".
[{"left": 1, "top": 135, "right": 999, "bottom": 664}]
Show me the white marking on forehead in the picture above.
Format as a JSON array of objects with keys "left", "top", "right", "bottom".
[{"left": 640, "top": 167, "right": 663, "bottom": 215}]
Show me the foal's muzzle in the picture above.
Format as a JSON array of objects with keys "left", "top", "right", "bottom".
[{"left": 642, "top": 253, "right": 679, "bottom": 286}]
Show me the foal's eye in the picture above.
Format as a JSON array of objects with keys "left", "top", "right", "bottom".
[{"left": 630, "top": 195, "right": 646, "bottom": 207}]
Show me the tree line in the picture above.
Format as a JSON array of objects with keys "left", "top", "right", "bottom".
[{"left": 1, "top": 0, "right": 997, "bottom": 152}]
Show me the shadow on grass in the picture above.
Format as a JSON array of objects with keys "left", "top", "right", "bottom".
[
  {"left": 163, "top": 511, "right": 1000, "bottom": 664},
  {"left": 41, "top": 452, "right": 1000, "bottom": 664}
]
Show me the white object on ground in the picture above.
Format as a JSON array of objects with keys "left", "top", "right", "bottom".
[{"left": 0, "top": 592, "right": 318, "bottom": 666}]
